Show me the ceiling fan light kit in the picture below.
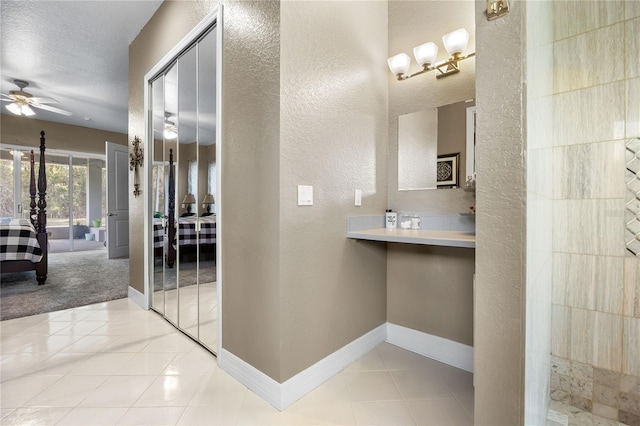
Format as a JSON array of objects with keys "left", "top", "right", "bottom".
[{"left": 1, "top": 79, "right": 73, "bottom": 117}]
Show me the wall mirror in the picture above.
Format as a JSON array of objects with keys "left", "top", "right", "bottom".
[
  {"left": 398, "top": 99, "right": 475, "bottom": 191},
  {"left": 146, "top": 15, "right": 219, "bottom": 355}
]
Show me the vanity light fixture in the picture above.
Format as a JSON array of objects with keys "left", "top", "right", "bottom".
[{"left": 388, "top": 28, "right": 475, "bottom": 80}]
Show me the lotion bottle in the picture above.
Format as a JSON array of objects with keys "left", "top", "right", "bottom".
[{"left": 385, "top": 209, "right": 397, "bottom": 229}]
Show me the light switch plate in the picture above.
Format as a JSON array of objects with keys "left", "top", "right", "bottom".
[
  {"left": 355, "top": 189, "right": 362, "bottom": 206},
  {"left": 298, "top": 185, "right": 313, "bottom": 206}
]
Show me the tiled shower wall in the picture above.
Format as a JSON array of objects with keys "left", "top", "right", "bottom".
[{"left": 549, "top": 1, "right": 640, "bottom": 425}]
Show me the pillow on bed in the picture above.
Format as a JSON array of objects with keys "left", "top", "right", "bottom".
[{"left": 0, "top": 217, "right": 12, "bottom": 224}]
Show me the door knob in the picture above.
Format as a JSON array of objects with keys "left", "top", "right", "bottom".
[{"left": 108, "top": 213, "right": 117, "bottom": 217}]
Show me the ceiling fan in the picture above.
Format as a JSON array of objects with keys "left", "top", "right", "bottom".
[{"left": 1, "top": 79, "right": 73, "bottom": 117}]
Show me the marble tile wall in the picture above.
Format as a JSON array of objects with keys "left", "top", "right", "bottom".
[{"left": 549, "top": 1, "right": 640, "bottom": 424}]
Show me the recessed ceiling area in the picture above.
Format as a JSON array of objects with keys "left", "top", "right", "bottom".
[{"left": 0, "top": 0, "right": 163, "bottom": 134}]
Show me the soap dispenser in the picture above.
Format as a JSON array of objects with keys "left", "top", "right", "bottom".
[{"left": 385, "top": 209, "right": 398, "bottom": 229}]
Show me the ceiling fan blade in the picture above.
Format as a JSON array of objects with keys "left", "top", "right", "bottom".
[
  {"left": 29, "top": 97, "right": 58, "bottom": 104},
  {"left": 0, "top": 93, "right": 16, "bottom": 101},
  {"left": 33, "top": 103, "right": 73, "bottom": 116}
]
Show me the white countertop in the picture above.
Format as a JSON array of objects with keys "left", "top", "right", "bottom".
[{"left": 346, "top": 227, "right": 476, "bottom": 248}]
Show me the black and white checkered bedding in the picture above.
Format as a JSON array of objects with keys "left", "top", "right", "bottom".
[
  {"left": 177, "top": 216, "right": 216, "bottom": 246},
  {"left": 0, "top": 219, "right": 43, "bottom": 263},
  {"left": 153, "top": 216, "right": 216, "bottom": 249}
]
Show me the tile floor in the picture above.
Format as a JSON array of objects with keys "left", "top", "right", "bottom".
[
  {"left": 546, "top": 400, "right": 630, "bottom": 426},
  {"left": 0, "top": 298, "right": 474, "bottom": 425}
]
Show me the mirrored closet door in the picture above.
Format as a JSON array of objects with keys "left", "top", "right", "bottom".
[{"left": 148, "top": 22, "right": 218, "bottom": 354}]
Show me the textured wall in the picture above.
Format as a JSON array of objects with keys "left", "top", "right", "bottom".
[
  {"left": 279, "top": 0, "right": 388, "bottom": 382},
  {"left": 473, "top": 0, "right": 526, "bottom": 424},
  {"left": 387, "top": 245, "right": 475, "bottom": 345},
  {"left": 130, "top": 0, "right": 388, "bottom": 383},
  {"left": 386, "top": 0, "right": 476, "bottom": 346},
  {"left": 219, "top": 0, "right": 282, "bottom": 380},
  {"left": 1, "top": 115, "right": 127, "bottom": 154},
  {"left": 548, "top": 2, "right": 640, "bottom": 424}
]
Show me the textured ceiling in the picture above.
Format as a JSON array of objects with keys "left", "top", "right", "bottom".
[{"left": 0, "top": 0, "right": 163, "bottom": 134}]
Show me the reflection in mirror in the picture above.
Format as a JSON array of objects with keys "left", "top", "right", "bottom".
[
  {"left": 178, "top": 44, "right": 198, "bottom": 339},
  {"left": 163, "top": 62, "right": 179, "bottom": 326},
  {"left": 148, "top": 23, "right": 218, "bottom": 354},
  {"left": 197, "top": 28, "right": 217, "bottom": 351},
  {"left": 398, "top": 108, "right": 438, "bottom": 190},
  {"left": 398, "top": 99, "right": 475, "bottom": 191}
]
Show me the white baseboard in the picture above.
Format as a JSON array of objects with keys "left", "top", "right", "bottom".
[
  {"left": 281, "top": 323, "right": 386, "bottom": 409},
  {"left": 219, "top": 322, "right": 472, "bottom": 411},
  {"left": 128, "top": 286, "right": 148, "bottom": 310},
  {"left": 386, "top": 323, "right": 474, "bottom": 372},
  {"left": 219, "top": 324, "right": 387, "bottom": 411}
]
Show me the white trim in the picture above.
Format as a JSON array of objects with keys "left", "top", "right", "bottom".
[
  {"left": 281, "top": 323, "right": 386, "bottom": 408},
  {"left": 465, "top": 105, "right": 476, "bottom": 181},
  {"left": 142, "top": 6, "right": 221, "bottom": 334},
  {"left": 128, "top": 285, "right": 148, "bottom": 310},
  {"left": 219, "top": 323, "right": 473, "bottom": 410},
  {"left": 215, "top": 4, "right": 224, "bottom": 358},
  {"left": 219, "top": 324, "right": 387, "bottom": 411},
  {"left": 386, "top": 322, "right": 474, "bottom": 372},
  {"left": 219, "top": 349, "right": 281, "bottom": 409},
  {"left": 144, "top": 7, "right": 220, "bottom": 83}
]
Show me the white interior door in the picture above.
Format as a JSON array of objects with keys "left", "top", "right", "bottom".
[{"left": 106, "top": 141, "right": 129, "bottom": 258}]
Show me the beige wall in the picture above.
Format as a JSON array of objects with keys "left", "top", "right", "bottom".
[
  {"left": 387, "top": 245, "right": 475, "bottom": 345},
  {"left": 279, "top": 0, "right": 388, "bottom": 381},
  {"left": 217, "top": 0, "right": 282, "bottom": 379},
  {"left": 474, "top": 0, "right": 526, "bottom": 424},
  {"left": 1, "top": 114, "right": 127, "bottom": 154},
  {"left": 386, "top": 1, "right": 476, "bottom": 346}
]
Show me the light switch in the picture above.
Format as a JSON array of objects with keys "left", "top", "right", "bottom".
[
  {"left": 355, "top": 189, "right": 362, "bottom": 206},
  {"left": 298, "top": 185, "right": 313, "bottom": 206}
]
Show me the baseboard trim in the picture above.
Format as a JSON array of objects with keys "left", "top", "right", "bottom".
[
  {"left": 219, "top": 323, "right": 472, "bottom": 410},
  {"left": 128, "top": 286, "right": 148, "bottom": 310},
  {"left": 386, "top": 322, "right": 474, "bottom": 372},
  {"left": 281, "top": 323, "right": 386, "bottom": 409},
  {"left": 219, "top": 323, "right": 387, "bottom": 411},
  {"left": 219, "top": 348, "right": 281, "bottom": 409}
]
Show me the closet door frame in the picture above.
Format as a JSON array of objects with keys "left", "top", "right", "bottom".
[{"left": 143, "top": 6, "right": 223, "bottom": 357}]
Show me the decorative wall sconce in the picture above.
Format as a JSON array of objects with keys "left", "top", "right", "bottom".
[
  {"left": 387, "top": 28, "right": 475, "bottom": 80},
  {"left": 129, "top": 136, "right": 144, "bottom": 197},
  {"left": 486, "top": 0, "right": 510, "bottom": 20}
]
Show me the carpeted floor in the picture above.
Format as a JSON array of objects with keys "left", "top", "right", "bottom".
[{"left": 0, "top": 249, "right": 129, "bottom": 321}]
